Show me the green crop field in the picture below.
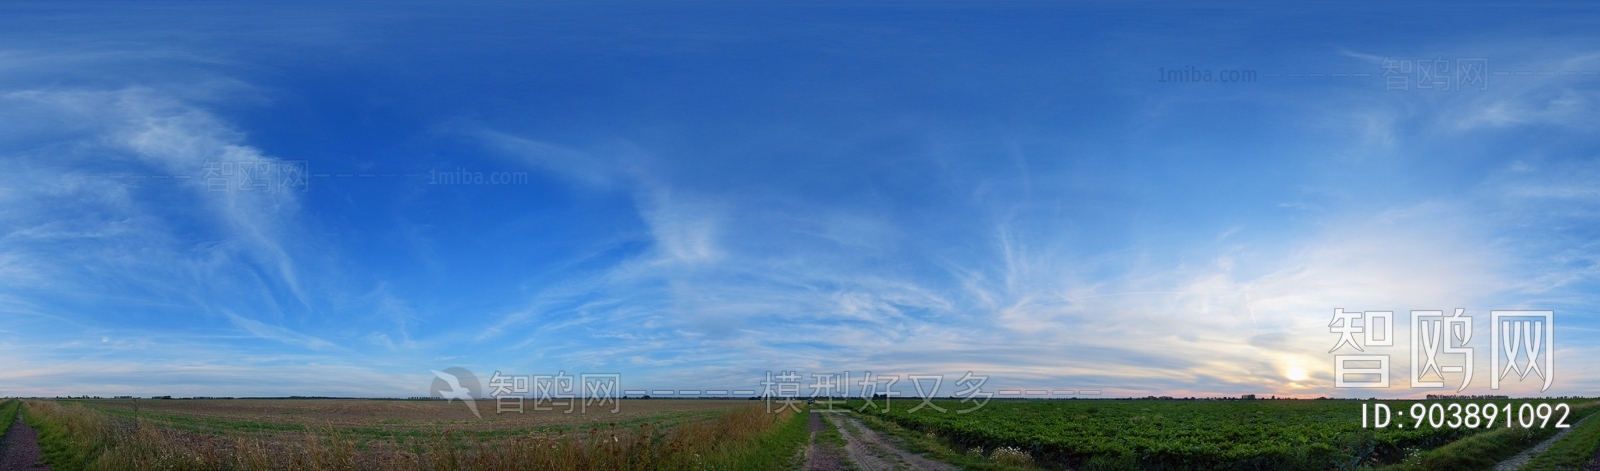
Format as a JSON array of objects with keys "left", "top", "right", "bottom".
[{"left": 844, "top": 398, "right": 1600, "bottom": 470}]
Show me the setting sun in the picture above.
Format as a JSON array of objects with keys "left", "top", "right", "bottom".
[{"left": 1286, "top": 366, "right": 1309, "bottom": 382}]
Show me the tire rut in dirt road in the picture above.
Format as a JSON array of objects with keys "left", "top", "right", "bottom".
[
  {"left": 823, "top": 411, "right": 956, "bottom": 471},
  {"left": 804, "top": 411, "right": 850, "bottom": 471},
  {"left": 0, "top": 415, "right": 50, "bottom": 471}
]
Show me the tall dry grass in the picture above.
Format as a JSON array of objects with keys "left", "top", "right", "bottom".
[{"left": 22, "top": 399, "right": 800, "bottom": 471}]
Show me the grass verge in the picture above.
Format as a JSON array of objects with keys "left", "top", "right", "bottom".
[
  {"left": 24, "top": 399, "right": 110, "bottom": 471},
  {"left": 0, "top": 399, "right": 20, "bottom": 440},
  {"left": 712, "top": 405, "right": 812, "bottom": 470},
  {"left": 1520, "top": 410, "right": 1600, "bottom": 471},
  {"left": 1378, "top": 402, "right": 1600, "bottom": 471}
]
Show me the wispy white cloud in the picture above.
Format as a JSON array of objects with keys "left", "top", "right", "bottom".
[
  {"left": 6, "top": 7, "right": 1598, "bottom": 399},
  {"left": 0, "top": 84, "right": 422, "bottom": 393},
  {"left": 455, "top": 97, "right": 1600, "bottom": 394},
  {"left": 225, "top": 311, "right": 340, "bottom": 351},
  {"left": 474, "top": 129, "right": 622, "bottom": 189},
  {"left": 1457, "top": 88, "right": 1600, "bottom": 130}
]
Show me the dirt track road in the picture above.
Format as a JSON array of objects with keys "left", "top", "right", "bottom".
[
  {"left": 806, "top": 410, "right": 957, "bottom": 471},
  {"left": 0, "top": 415, "right": 49, "bottom": 471}
]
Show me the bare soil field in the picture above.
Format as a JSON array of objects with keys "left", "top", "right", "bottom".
[
  {"left": 23, "top": 399, "right": 812, "bottom": 470},
  {"left": 82, "top": 398, "right": 752, "bottom": 433}
]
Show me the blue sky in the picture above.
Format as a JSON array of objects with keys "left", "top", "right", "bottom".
[{"left": 1, "top": 2, "right": 1597, "bottom": 399}]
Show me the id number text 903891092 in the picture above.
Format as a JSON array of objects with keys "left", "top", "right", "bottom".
[{"left": 1362, "top": 402, "right": 1570, "bottom": 429}]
